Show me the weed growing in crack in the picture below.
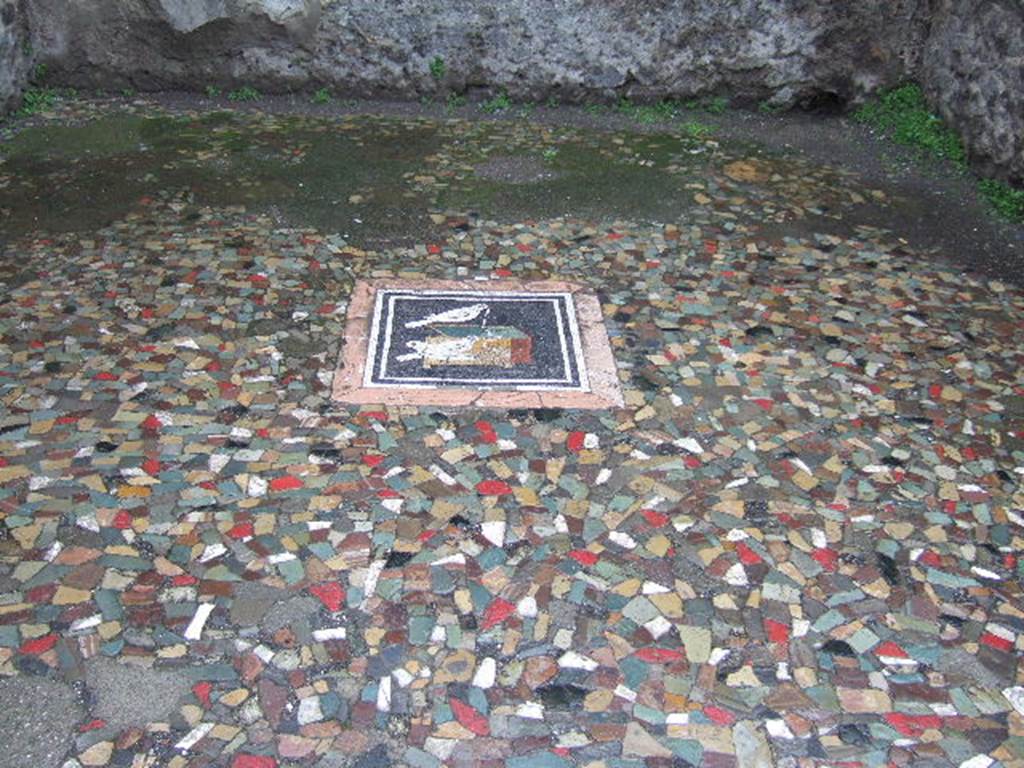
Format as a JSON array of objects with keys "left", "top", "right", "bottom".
[
  {"left": 617, "top": 98, "right": 680, "bottom": 124},
  {"left": 429, "top": 57, "right": 446, "bottom": 81},
  {"left": 228, "top": 86, "right": 261, "bottom": 103},
  {"left": 682, "top": 121, "right": 713, "bottom": 140},
  {"left": 481, "top": 91, "right": 512, "bottom": 114},
  {"left": 683, "top": 95, "right": 728, "bottom": 114},
  {"left": 444, "top": 93, "right": 467, "bottom": 114},
  {"left": 18, "top": 88, "right": 59, "bottom": 116}
]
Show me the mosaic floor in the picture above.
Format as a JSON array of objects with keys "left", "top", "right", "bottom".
[{"left": 1, "top": 98, "right": 1023, "bottom": 768}]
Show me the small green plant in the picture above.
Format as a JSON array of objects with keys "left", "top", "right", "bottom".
[
  {"left": 636, "top": 107, "right": 661, "bottom": 124},
  {"left": 584, "top": 103, "right": 606, "bottom": 116},
  {"left": 702, "top": 96, "right": 728, "bottom": 115},
  {"left": 121, "top": 87, "right": 135, "bottom": 98},
  {"left": 617, "top": 98, "right": 679, "bottom": 124},
  {"left": 517, "top": 102, "right": 536, "bottom": 117},
  {"left": 682, "top": 121, "right": 713, "bottom": 140},
  {"left": 480, "top": 90, "right": 512, "bottom": 114},
  {"left": 683, "top": 95, "right": 728, "bottom": 114},
  {"left": 545, "top": 95, "right": 560, "bottom": 109},
  {"left": 429, "top": 56, "right": 446, "bottom": 81},
  {"left": 853, "top": 84, "right": 965, "bottom": 166},
  {"left": 444, "top": 92, "right": 467, "bottom": 114},
  {"left": 978, "top": 178, "right": 1024, "bottom": 223},
  {"left": 33, "top": 62, "right": 48, "bottom": 82},
  {"left": 312, "top": 87, "right": 332, "bottom": 104},
  {"left": 758, "top": 100, "right": 785, "bottom": 115},
  {"left": 18, "top": 87, "right": 58, "bottom": 117},
  {"left": 542, "top": 147, "right": 559, "bottom": 161},
  {"left": 227, "top": 86, "right": 261, "bottom": 102},
  {"left": 205, "top": 85, "right": 221, "bottom": 98}
]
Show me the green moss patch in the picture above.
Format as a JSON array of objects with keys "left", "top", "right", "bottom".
[
  {"left": 855, "top": 84, "right": 1024, "bottom": 223},
  {"left": 978, "top": 179, "right": 1024, "bottom": 223},
  {"left": 854, "top": 84, "right": 965, "bottom": 166}
]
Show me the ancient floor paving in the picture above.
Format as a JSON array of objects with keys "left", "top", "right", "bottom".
[{"left": 1, "top": 98, "right": 1023, "bottom": 768}]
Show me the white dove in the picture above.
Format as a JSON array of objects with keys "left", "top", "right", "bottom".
[
  {"left": 405, "top": 303, "right": 489, "bottom": 328},
  {"left": 395, "top": 337, "right": 477, "bottom": 363}
]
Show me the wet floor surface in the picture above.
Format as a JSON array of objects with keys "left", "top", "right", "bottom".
[{"left": 1, "top": 97, "right": 1023, "bottom": 768}]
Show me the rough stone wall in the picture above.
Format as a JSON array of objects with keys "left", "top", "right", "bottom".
[
  {"left": 26, "top": 0, "right": 926, "bottom": 102},
  {"left": 309, "top": 0, "right": 929, "bottom": 106},
  {"left": 0, "top": 0, "right": 31, "bottom": 112},
  {"left": 25, "top": 0, "right": 322, "bottom": 91},
  {"left": 922, "top": 0, "right": 1024, "bottom": 183},
  {"left": 14, "top": 0, "right": 1024, "bottom": 181}
]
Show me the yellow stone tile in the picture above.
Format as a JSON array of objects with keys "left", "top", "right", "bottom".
[
  {"left": 645, "top": 535, "right": 671, "bottom": 557},
  {"left": 80, "top": 741, "right": 114, "bottom": 766},
  {"left": 649, "top": 592, "right": 683, "bottom": 618},
  {"left": 792, "top": 471, "right": 818, "bottom": 491},
  {"left": 0, "top": 602, "right": 32, "bottom": 617},
  {"left": 29, "top": 419, "right": 54, "bottom": 434},
  {"left": 53, "top": 586, "right": 92, "bottom": 605},
  {"left": 513, "top": 487, "right": 539, "bottom": 506},
  {"left": 612, "top": 578, "right": 642, "bottom": 597},
  {"left": 364, "top": 627, "right": 386, "bottom": 647},
  {"left": 210, "top": 724, "right": 241, "bottom": 741},
  {"left": 219, "top": 688, "right": 250, "bottom": 707},
  {"left": 117, "top": 485, "right": 151, "bottom": 498},
  {"left": 862, "top": 577, "right": 891, "bottom": 599},
  {"left": 713, "top": 594, "right": 737, "bottom": 610},
  {"left": 584, "top": 688, "right": 614, "bottom": 712},
  {"left": 12, "top": 525, "right": 41, "bottom": 549},
  {"left": 98, "top": 621, "right": 122, "bottom": 640},
  {"left": 545, "top": 457, "right": 565, "bottom": 484},
  {"left": 501, "top": 628, "right": 521, "bottom": 656},
  {"left": 0, "top": 465, "right": 29, "bottom": 483},
  {"left": 453, "top": 589, "right": 473, "bottom": 614}
]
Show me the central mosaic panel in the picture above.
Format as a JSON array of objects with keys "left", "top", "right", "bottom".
[
  {"left": 365, "top": 289, "right": 587, "bottom": 390},
  {"left": 333, "top": 279, "right": 622, "bottom": 409}
]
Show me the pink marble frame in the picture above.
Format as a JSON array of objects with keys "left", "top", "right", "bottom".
[{"left": 331, "top": 279, "right": 624, "bottom": 409}]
